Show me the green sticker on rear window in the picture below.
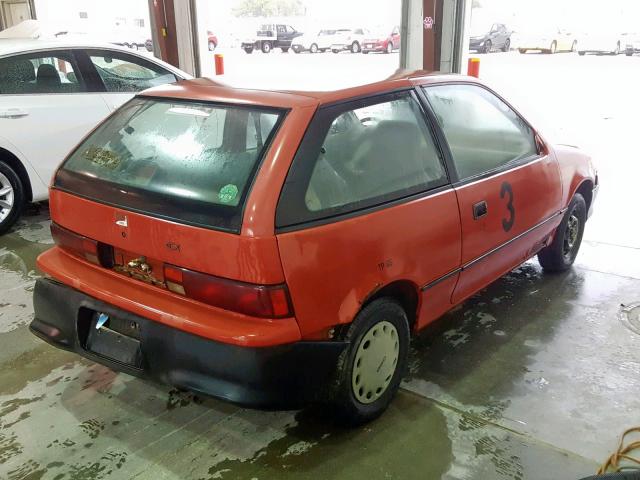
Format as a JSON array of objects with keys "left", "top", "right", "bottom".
[{"left": 219, "top": 184, "right": 239, "bottom": 204}]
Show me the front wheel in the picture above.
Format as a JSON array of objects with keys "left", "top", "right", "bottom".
[
  {"left": 261, "top": 42, "right": 272, "bottom": 53},
  {"left": 243, "top": 47, "right": 253, "bottom": 54},
  {"left": 547, "top": 41, "right": 557, "bottom": 54},
  {"left": 208, "top": 41, "right": 216, "bottom": 51},
  {"left": 483, "top": 40, "right": 492, "bottom": 53},
  {"left": 538, "top": 193, "right": 586, "bottom": 272},
  {"left": 518, "top": 48, "right": 527, "bottom": 54},
  {"left": 0, "top": 161, "right": 25, "bottom": 235},
  {"left": 310, "top": 43, "right": 318, "bottom": 53},
  {"left": 351, "top": 41, "right": 361, "bottom": 53},
  {"left": 329, "top": 298, "right": 409, "bottom": 425},
  {"left": 502, "top": 38, "right": 511, "bottom": 52}
]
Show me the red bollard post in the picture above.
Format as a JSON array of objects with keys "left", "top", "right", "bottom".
[
  {"left": 214, "top": 53, "right": 224, "bottom": 75},
  {"left": 467, "top": 57, "right": 480, "bottom": 78}
]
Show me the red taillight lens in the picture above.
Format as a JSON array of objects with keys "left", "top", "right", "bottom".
[
  {"left": 51, "top": 223, "right": 99, "bottom": 265},
  {"left": 163, "top": 264, "right": 293, "bottom": 319}
]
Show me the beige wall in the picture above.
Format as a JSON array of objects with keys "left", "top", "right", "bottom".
[{"left": 0, "top": 0, "right": 34, "bottom": 31}]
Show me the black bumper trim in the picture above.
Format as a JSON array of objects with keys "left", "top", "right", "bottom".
[{"left": 31, "top": 278, "right": 347, "bottom": 409}]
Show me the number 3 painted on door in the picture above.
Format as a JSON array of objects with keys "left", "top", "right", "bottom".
[{"left": 501, "top": 182, "right": 515, "bottom": 232}]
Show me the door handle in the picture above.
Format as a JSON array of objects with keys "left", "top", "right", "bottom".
[
  {"left": 473, "top": 201, "right": 488, "bottom": 219},
  {"left": 0, "top": 108, "right": 29, "bottom": 119}
]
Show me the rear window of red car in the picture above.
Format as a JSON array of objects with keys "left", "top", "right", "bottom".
[{"left": 55, "top": 97, "right": 285, "bottom": 233}]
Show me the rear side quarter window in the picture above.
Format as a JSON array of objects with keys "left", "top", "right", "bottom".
[{"left": 276, "top": 91, "right": 449, "bottom": 228}]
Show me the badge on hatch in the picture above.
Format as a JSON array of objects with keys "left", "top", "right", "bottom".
[{"left": 96, "top": 313, "right": 109, "bottom": 330}]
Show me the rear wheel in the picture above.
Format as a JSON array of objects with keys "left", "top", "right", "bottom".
[
  {"left": 483, "top": 40, "right": 492, "bottom": 53},
  {"left": 329, "top": 298, "right": 409, "bottom": 425},
  {"left": 310, "top": 43, "right": 318, "bottom": 53},
  {"left": 502, "top": 38, "right": 511, "bottom": 52},
  {"left": 547, "top": 41, "right": 557, "bottom": 54},
  {"left": 351, "top": 41, "right": 361, "bottom": 53},
  {"left": 578, "top": 51, "right": 586, "bottom": 56},
  {"left": 538, "top": 193, "right": 586, "bottom": 272},
  {"left": 208, "top": 41, "right": 216, "bottom": 51},
  {"left": 261, "top": 42, "right": 272, "bottom": 53},
  {"left": 0, "top": 161, "right": 25, "bottom": 235}
]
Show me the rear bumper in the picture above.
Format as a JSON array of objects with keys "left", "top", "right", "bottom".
[
  {"left": 362, "top": 43, "right": 385, "bottom": 52},
  {"left": 31, "top": 278, "right": 347, "bottom": 409}
]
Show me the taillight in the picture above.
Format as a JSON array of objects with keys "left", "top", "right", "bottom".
[
  {"left": 51, "top": 223, "right": 100, "bottom": 265},
  {"left": 164, "top": 264, "right": 293, "bottom": 318}
]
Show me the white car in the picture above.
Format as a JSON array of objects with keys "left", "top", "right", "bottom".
[
  {"left": 0, "top": 39, "right": 190, "bottom": 232},
  {"left": 330, "top": 28, "right": 368, "bottom": 54},
  {"left": 578, "top": 33, "right": 625, "bottom": 55},
  {"left": 517, "top": 28, "right": 578, "bottom": 54},
  {"left": 291, "top": 29, "right": 338, "bottom": 53},
  {"left": 624, "top": 33, "right": 640, "bottom": 56}
]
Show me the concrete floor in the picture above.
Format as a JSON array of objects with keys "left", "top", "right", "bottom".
[{"left": 1, "top": 52, "right": 639, "bottom": 479}]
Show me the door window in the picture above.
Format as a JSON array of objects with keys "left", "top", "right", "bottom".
[
  {"left": 86, "top": 50, "right": 177, "bottom": 93},
  {"left": 0, "top": 51, "right": 84, "bottom": 94},
  {"left": 276, "top": 93, "right": 448, "bottom": 226},
  {"left": 424, "top": 84, "right": 537, "bottom": 180}
]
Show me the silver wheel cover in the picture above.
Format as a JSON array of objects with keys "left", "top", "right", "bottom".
[
  {"left": 352, "top": 320, "right": 399, "bottom": 404},
  {"left": 0, "top": 172, "right": 15, "bottom": 222}
]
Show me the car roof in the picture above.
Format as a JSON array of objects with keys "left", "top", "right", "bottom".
[
  {"left": 141, "top": 70, "right": 470, "bottom": 109},
  {"left": 0, "top": 38, "right": 145, "bottom": 58}
]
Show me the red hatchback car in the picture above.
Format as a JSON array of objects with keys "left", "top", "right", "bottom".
[
  {"left": 363, "top": 26, "right": 401, "bottom": 54},
  {"left": 31, "top": 71, "right": 597, "bottom": 424}
]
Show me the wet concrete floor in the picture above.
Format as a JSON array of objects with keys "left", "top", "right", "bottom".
[{"left": 1, "top": 54, "right": 640, "bottom": 479}]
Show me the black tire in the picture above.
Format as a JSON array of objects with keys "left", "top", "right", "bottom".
[
  {"left": 626, "top": 51, "right": 633, "bottom": 57},
  {"left": 329, "top": 298, "right": 410, "bottom": 425},
  {"left": 547, "top": 41, "right": 557, "bottom": 54},
  {"left": 243, "top": 47, "right": 253, "bottom": 54},
  {"left": 332, "top": 49, "right": 340, "bottom": 54},
  {"left": 538, "top": 193, "right": 586, "bottom": 272},
  {"left": 0, "top": 161, "right": 25, "bottom": 235},
  {"left": 578, "top": 51, "right": 586, "bottom": 56},
  {"left": 261, "top": 42, "right": 272, "bottom": 53},
  {"left": 310, "top": 43, "right": 318, "bottom": 53},
  {"left": 484, "top": 40, "right": 492, "bottom": 53},
  {"left": 571, "top": 40, "right": 578, "bottom": 52},
  {"left": 281, "top": 47, "right": 289, "bottom": 53},
  {"left": 351, "top": 41, "right": 361, "bottom": 53},
  {"left": 208, "top": 41, "right": 216, "bottom": 51},
  {"left": 518, "top": 48, "right": 527, "bottom": 54},
  {"left": 385, "top": 42, "right": 393, "bottom": 54},
  {"left": 502, "top": 38, "right": 511, "bottom": 52}
]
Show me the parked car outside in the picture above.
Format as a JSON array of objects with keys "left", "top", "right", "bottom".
[
  {"left": 469, "top": 22, "right": 511, "bottom": 53},
  {"left": 291, "top": 29, "right": 338, "bottom": 53},
  {"left": 30, "top": 71, "right": 597, "bottom": 424},
  {"left": 207, "top": 30, "right": 218, "bottom": 51},
  {"left": 144, "top": 38, "right": 153, "bottom": 52},
  {"left": 0, "top": 39, "right": 190, "bottom": 233},
  {"left": 362, "top": 26, "right": 400, "bottom": 54},
  {"left": 624, "top": 33, "right": 640, "bottom": 56},
  {"left": 330, "top": 28, "right": 368, "bottom": 53},
  {"left": 578, "top": 32, "right": 625, "bottom": 55},
  {"left": 241, "top": 24, "right": 302, "bottom": 54},
  {"left": 517, "top": 28, "right": 577, "bottom": 54}
]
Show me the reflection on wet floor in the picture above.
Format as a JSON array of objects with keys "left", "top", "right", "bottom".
[{"left": 1, "top": 205, "right": 638, "bottom": 480}]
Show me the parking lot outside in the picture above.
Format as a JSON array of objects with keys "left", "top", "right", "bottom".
[{"left": 0, "top": 49, "right": 639, "bottom": 479}]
